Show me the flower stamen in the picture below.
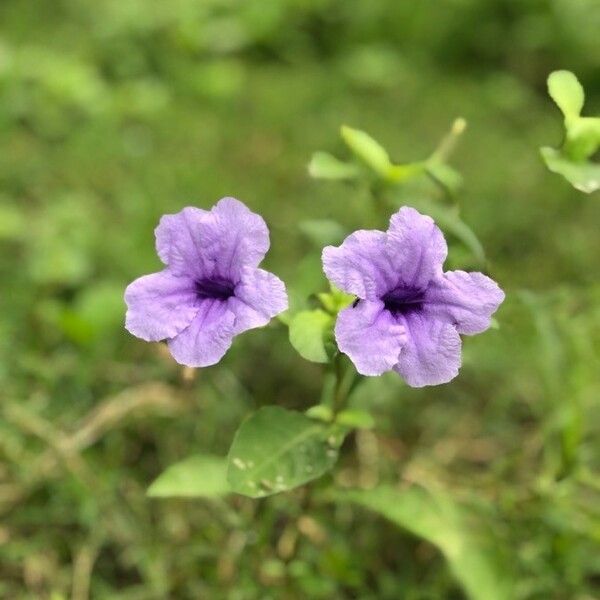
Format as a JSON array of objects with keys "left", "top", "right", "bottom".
[
  {"left": 195, "top": 277, "right": 236, "bottom": 300},
  {"left": 381, "top": 288, "right": 424, "bottom": 316}
]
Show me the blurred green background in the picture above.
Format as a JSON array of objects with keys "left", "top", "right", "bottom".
[{"left": 1, "top": 0, "right": 599, "bottom": 598}]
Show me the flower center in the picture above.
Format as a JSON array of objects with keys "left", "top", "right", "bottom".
[
  {"left": 381, "top": 287, "right": 424, "bottom": 316},
  {"left": 195, "top": 277, "right": 236, "bottom": 301}
]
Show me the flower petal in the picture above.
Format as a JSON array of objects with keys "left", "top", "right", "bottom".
[
  {"left": 155, "top": 207, "right": 210, "bottom": 278},
  {"left": 197, "top": 197, "right": 270, "bottom": 281},
  {"left": 229, "top": 267, "right": 288, "bottom": 333},
  {"left": 168, "top": 299, "right": 236, "bottom": 367},
  {"left": 424, "top": 270, "right": 505, "bottom": 335},
  {"left": 154, "top": 199, "right": 270, "bottom": 280},
  {"left": 394, "top": 313, "right": 461, "bottom": 387},
  {"left": 322, "top": 230, "right": 397, "bottom": 299},
  {"left": 335, "top": 300, "right": 406, "bottom": 376},
  {"left": 386, "top": 206, "right": 448, "bottom": 291},
  {"left": 125, "top": 271, "right": 199, "bottom": 342}
]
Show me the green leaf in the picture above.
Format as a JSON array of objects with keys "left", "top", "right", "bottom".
[
  {"left": 541, "top": 147, "right": 600, "bottom": 194},
  {"left": 289, "top": 309, "right": 334, "bottom": 363},
  {"left": 305, "top": 404, "right": 334, "bottom": 422},
  {"left": 286, "top": 252, "right": 327, "bottom": 313},
  {"left": 317, "top": 286, "right": 354, "bottom": 315},
  {"left": 308, "top": 151, "right": 360, "bottom": 180},
  {"left": 227, "top": 407, "right": 344, "bottom": 498},
  {"left": 147, "top": 454, "right": 229, "bottom": 498},
  {"left": 337, "top": 485, "right": 514, "bottom": 600},
  {"left": 545, "top": 72, "right": 600, "bottom": 164},
  {"left": 340, "top": 125, "right": 391, "bottom": 176},
  {"left": 548, "top": 70, "right": 584, "bottom": 120},
  {"left": 565, "top": 116, "right": 600, "bottom": 161}
]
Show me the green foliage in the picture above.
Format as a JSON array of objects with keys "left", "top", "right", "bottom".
[
  {"left": 316, "top": 118, "right": 467, "bottom": 190},
  {"left": 542, "top": 70, "right": 600, "bottom": 193},
  {"left": 289, "top": 309, "right": 335, "bottom": 363},
  {"left": 340, "top": 125, "right": 393, "bottom": 176},
  {"left": 227, "top": 407, "right": 345, "bottom": 498},
  {"left": 338, "top": 485, "right": 514, "bottom": 600},
  {"left": 540, "top": 147, "right": 600, "bottom": 194},
  {"left": 316, "top": 287, "right": 354, "bottom": 314},
  {"left": 311, "top": 120, "right": 485, "bottom": 266},
  {"left": 288, "top": 287, "right": 352, "bottom": 363},
  {"left": 308, "top": 152, "right": 360, "bottom": 181},
  {"left": 148, "top": 454, "right": 229, "bottom": 498},
  {"left": 547, "top": 70, "right": 584, "bottom": 120}
]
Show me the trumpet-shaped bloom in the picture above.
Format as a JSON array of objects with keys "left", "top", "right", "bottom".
[
  {"left": 322, "top": 207, "right": 504, "bottom": 387},
  {"left": 125, "top": 198, "right": 288, "bottom": 367}
]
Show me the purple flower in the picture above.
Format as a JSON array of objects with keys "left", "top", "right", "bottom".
[
  {"left": 125, "top": 198, "right": 288, "bottom": 367},
  {"left": 322, "top": 207, "right": 504, "bottom": 387}
]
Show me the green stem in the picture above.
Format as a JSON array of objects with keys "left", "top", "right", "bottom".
[
  {"left": 329, "top": 353, "right": 361, "bottom": 421},
  {"left": 429, "top": 117, "right": 467, "bottom": 163},
  {"left": 331, "top": 353, "right": 346, "bottom": 419}
]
